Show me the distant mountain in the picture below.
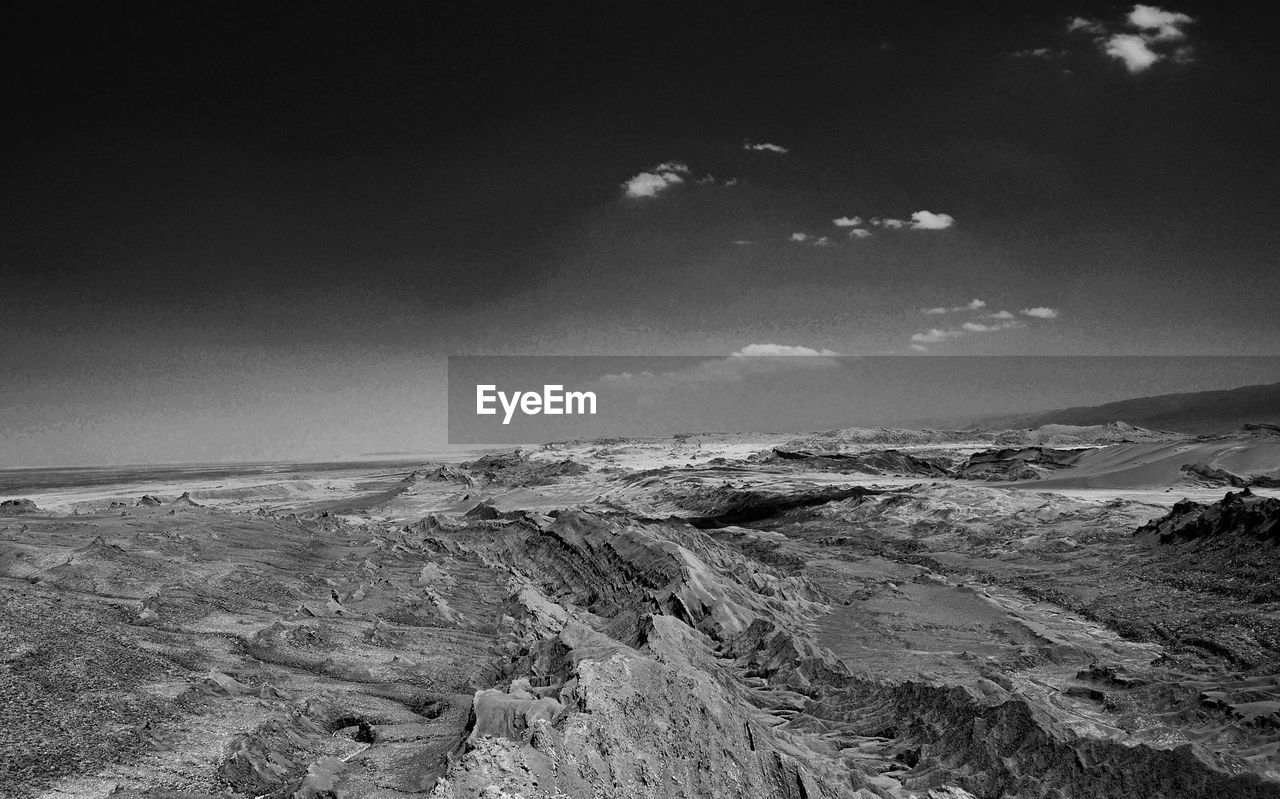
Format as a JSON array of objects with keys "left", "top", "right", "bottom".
[{"left": 933, "top": 381, "right": 1280, "bottom": 435}]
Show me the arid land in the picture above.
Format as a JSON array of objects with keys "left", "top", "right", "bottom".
[{"left": 4, "top": 423, "right": 1280, "bottom": 798}]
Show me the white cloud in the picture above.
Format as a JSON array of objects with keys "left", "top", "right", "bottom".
[
  {"left": 911, "top": 328, "right": 964, "bottom": 344},
  {"left": 1012, "top": 47, "right": 1062, "bottom": 59},
  {"left": 909, "top": 301, "right": 1054, "bottom": 351},
  {"left": 1021, "top": 306, "right": 1060, "bottom": 318},
  {"left": 622, "top": 162, "right": 691, "bottom": 198},
  {"left": 1067, "top": 17, "right": 1104, "bottom": 34},
  {"left": 847, "top": 228, "right": 873, "bottom": 239},
  {"left": 598, "top": 344, "right": 840, "bottom": 388},
  {"left": 1129, "top": 4, "right": 1192, "bottom": 40},
  {"left": 833, "top": 216, "right": 863, "bottom": 227},
  {"left": 744, "top": 142, "right": 789, "bottom": 154},
  {"left": 790, "top": 233, "right": 831, "bottom": 246},
  {"left": 962, "top": 320, "right": 1021, "bottom": 333},
  {"left": 1071, "top": 6, "right": 1195, "bottom": 73},
  {"left": 724, "top": 178, "right": 740, "bottom": 187},
  {"left": 921, "top": 298, "right": 986, "bottom": 314},
  {"left": 732, "top": 343, "right": 839, "bottom": 357},
  {"left": 872, "top": 217, "right": 907, "bottom": 229},
  {"left": 910, "top": 210, "right": 956, "bottom": 230},
  {"left": 1105, "top": 34, "right": 1160, "bottom": 72},
  {"left": 731, "top": 239, "right": 756, "bottom": 246}
]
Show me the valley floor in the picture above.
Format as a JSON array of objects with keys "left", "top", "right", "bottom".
[{"left": 3, "top": 427, "right": 1280, "bottom": 798}]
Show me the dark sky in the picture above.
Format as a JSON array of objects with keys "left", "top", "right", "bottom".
[{"left": 4, "top": 2, "right": 1279, "bottom": 465}]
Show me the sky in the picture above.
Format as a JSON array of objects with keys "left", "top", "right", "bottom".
[{"left": 4, "top": 2, "right": 1279, "bottom": 465}]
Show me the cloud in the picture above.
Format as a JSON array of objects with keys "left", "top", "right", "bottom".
[
  {"left": 744, "top": 142, "right": 789, "bottom": 154},
  {"left": 724, "top": 178, "right": 740, "bottom": 187},
  {"left": 1069, "top": 6, "right": 1195, "bottom": 73},
  {"left": 911, "top": 328, "right": 964, "bottom": 344},
  {"left": 833, "top": 216, "right": 863, "bottom": 227},
  {"left": 1104, "top": 34, "right": 1160, "bottom": 72},
  {"left": 732, "top": 343, "right": 839, "bottom": 357},
  {"left": 1012, "top": 47, "right": 1063, "bottom": 59},
  {"left": 598, "top": 344, "right": 841, "bottom": 388},
  {"left": 921, "top": 298, "right": 986, "bottom": 314},
  {"left": 1021, "top": 306, "right": 1060, "bottom": 318},
  {"left": 1067, "top": 16, "right": 1104, "bottom": 34},
  {"left": 871, "top": 217, "right": 907, "bottom": 229},
  {"left": 790, "top": 233, "right": 831, "bottom": 246},
  {"left": 622, "top": 162, "right": 691, "bottom": 198},
  {"left": 1129, "top": 4, "right": 1192, "bottom": 40},
  {"left": 909, "top": 210, "right": 956, "bottom": 230},
  {"left": 847, "top": 228, "right": 873, "bottom": 239},
  {"left": 910, "top": 319, "right": 1022, "bottom": 348},
  {"left": 962, "top": 320, "right": 1020, "bottom": 333},
  {"left": 731, "top": 239, "right": 756, "bottom": 246},
  {"left": 909, "top": 301, "right": 1055, "bottom": 351}
]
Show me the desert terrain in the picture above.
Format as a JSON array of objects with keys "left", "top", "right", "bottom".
[{"left": 4, "top": 423, "right": 1280, "bottom": 798}]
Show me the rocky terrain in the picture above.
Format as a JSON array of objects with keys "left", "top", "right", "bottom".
[{"left": 4, "top": 425, "right": 1280, "bottom": 798}]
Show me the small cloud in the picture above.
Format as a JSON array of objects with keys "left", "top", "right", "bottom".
[
  {"left": 622, "top": 162, "right": 691, "bottom": 198},
  {"left": 598, "top": 344, "right": 840, "bottom": 388},
  {"left": 920, "top": 298, "right": 986, "bottom": 314},
  {"left": 911, "top": 328, "right": 964, "bottom": 344},
  {"left": 962, "top": 320, "right": 1021, "bottom": 333},
  {"left": 744, "top": 141, "right": 789, "bottom": 154},
  {"left": 696, "top": 175, "right": 716, "bottom": 185},
  {"left": 1070, "top": 6, "right": 1195, "bottom": 73},
  {"left": 1105, "top": 34, "right": 1160, "bottom": 72},
  {"left": 731, "top": 239, "right": 756, "bottom": 246},
  {"left": 1067, "top": 16, "right": 1104, "bottom": 34},
  {"left": 790, "top": 232, "right": 810, "bottom": 243},
  {"left": 790, "top": 233, "right": 831, "bottom": 246},
  {"left": 1012, "top": 47, "right": 1064, "bottom": 59},
  {"left": 872, "top": 217, "right": 907, "bottom": 229},
  {"left": 1128, "top": 4, "right": 1193, "bottom": 40},
  {"left": 1021, "top": 306, "right": 1060, "bottom": 319},
  {"left": 732, "top": 343, "right": 839, "bottom": 357},
  {"left": 724, "top": 178, "right": 740, "bottom": 187},
  {"left": 847, "top": 228, "right": 873, "bottom": 239},
  {"left": 986, "top": 310, "right": 1015, "bottom": 319},
  {"left": 909, "top": 210, "right": 956, "bottom": 230},
  {"left": 833, "top": 216, "right": 863, "bottom": 227},
  {"left": 910, "top": 343, "right": 930, "bottom": 353}
]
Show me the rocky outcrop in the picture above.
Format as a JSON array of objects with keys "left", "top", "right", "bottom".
[
  {"left": 770, "top": 447, "right": 953, "bottom": 476},
  {"left": 1135, "top": 489, "right": 1280, "bottom": 545},
  {"left": 956, "top": 446, "right": 1089, "bottom": 481},
  {"left": 1181, "top": 463, "right": 1280, "bottom": 488},
  {"left": 0, "top": 498, "right": 38, "bottom": 515},
  {"left": 463, "top": 451, "right": 589, "bottom": 487}
]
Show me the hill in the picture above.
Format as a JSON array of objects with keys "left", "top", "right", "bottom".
[{"left": 941, "top": 381, "right": 1280, "bottom": 435}]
